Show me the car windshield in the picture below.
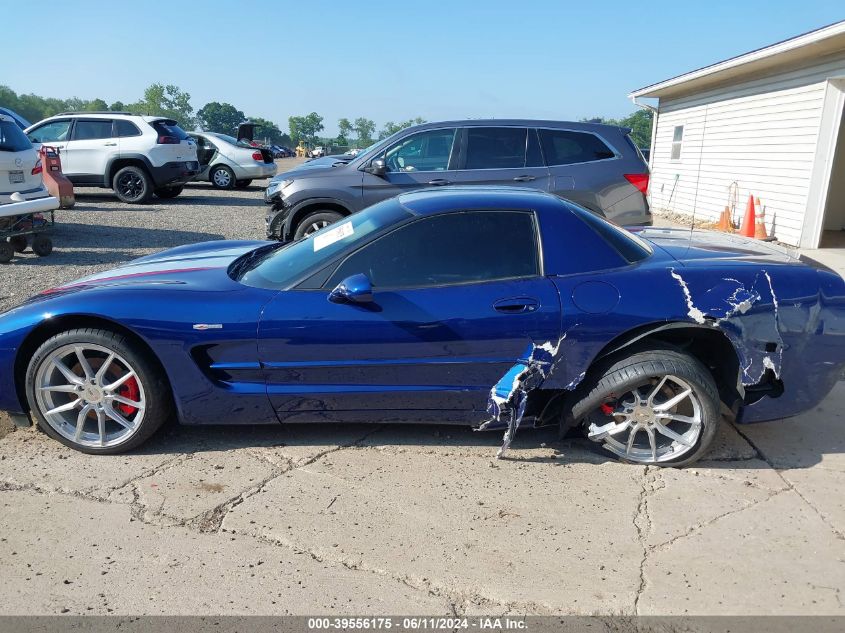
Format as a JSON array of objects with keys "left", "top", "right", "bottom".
[
  {"left": 211, "top": 133, "right": 254, "bottom": 149},
  {"left": 236, "top": 200, "right": 411, "bottom": 289},
  {"left": 0, "top": 120, "right": 33, "bottom": 152}
]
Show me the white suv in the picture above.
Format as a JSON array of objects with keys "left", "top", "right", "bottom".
[{"left": 25, "top": 112, "right": 199, "bottom": 204}]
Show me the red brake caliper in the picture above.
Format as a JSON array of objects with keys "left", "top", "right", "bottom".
[
  {"left": 117, "top": 377, "right": 140, "bottom": 416},
  {"left": 599, "top": 403, "right": 615, "bottom": 415}
]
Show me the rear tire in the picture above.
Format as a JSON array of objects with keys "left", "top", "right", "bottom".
[
  {"left": 32, "top": 235, "right": 53, "bottom": 257},
  {"left": 0, "top": 242, "right": 13, "bottom": 263},
  {"left": 569, "top": 348, "right": 720, "bottom": 467},
  {"left": 154, "top": 185, "right": 184, "bottom": 199},
  {"left": 113, "top": 165, "right": 153, "bottom": 204},
  {"left": 210, "top": 165, "right": 235, "bottom": 189},
  {"left": 293, "top": 211, "right": 343, "bottom": 240},
  {"left": 25, "top": 328, "right": 172, "bottom": 454},
  {"left": 9, "top": 235, "right": 27, "bottom": 253},
  {"left": 235, "top": 179, "right": 252, "bottom": 188}
]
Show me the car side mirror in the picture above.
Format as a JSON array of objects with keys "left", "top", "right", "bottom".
[
  {"left": 367, "top": 158, "right": 387, "bottom": 177},
  {"left": 329, "top": 273, "right": 373, "bottom": 304}
]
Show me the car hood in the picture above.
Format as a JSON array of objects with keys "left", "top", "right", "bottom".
[
  {"left": 636, "top": 227, "right": 797, "bottom": 266},
  {"left": 40, "top": 240, "right": 265, "bottom": 295},
  {"left": 270, "top": 157, "right": 353, "bottom": 182}
]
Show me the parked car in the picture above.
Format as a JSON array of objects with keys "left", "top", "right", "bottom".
[
  {"left": 0, "top": 114, "right": 55, "bottom": 209},
  {"left": 310, "top": 146, "right": 325, "bottom": 158},
  {"left": 25, "top": 112, "right": 198, "bottom": 203},
  {"left": 264, "top": 120, "right": 651, "bottom": 241},
  {"left": 1, "top": 188, "right": 842, "bottom": 465},
  {"left": 345, "top": 147, "right": 364, "bottom": 156},
  {"left": 189, "top": 132, "right": 277, "bottom": 189},
  {"left": 0, "top": 113, "right": 59, "bottom": 259},
  {"left": 0, "top": 107, "right": 32, "bottom": 131}
]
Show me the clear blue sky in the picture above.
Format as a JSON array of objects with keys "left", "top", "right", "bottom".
[{"left": 2, "top": 1, "right": 843, "bottom": 135}]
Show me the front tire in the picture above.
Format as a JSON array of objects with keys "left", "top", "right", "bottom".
[
  {"left": 570, "top": 348, "right": 720, "bottom": 467},
  {"left": 25, "top": 328, "right": 172, "bottom": 454},
  {"left": 210, "top": 165, "right": 235, "bottom": 189},
  {"left": 113, "top": 165, "right": 153, "bottom": 204},
  {"left": 154, "top": 185, "right": 184, "bottom": 199},
  {"left": 293, "top": 210, "right": 343, "bottom": 240}
]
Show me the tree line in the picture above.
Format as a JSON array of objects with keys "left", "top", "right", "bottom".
[
  {"left": 1, "top": 83, "right": 653, "bottom": 149},
  {"left": 0, "top": 84, "right": 289, "bottom": 145}
]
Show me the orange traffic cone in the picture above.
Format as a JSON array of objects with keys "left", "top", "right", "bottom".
[
  {"left": 754, "top": 197, "right": 772, "bottom": 241},
  {"left": 739, "top": 194, "right": 756, "bottom": 238},
  {"left": 717, "top": 206, "right": 734, "bottom": 233}
]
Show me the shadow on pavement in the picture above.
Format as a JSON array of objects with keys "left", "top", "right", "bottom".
[{"left": 119, "top": 409, "right": 845, "bottom": 470}]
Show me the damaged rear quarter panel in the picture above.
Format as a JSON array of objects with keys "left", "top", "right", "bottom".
[{"left": 533, "top": 261, "right": 845, "bottom": 424}]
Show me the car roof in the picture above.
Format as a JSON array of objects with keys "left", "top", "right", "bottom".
[
  {"left": 396, "top": 186, "right": 564, "bottom": 216},
  {"left": 403, "top": 119, "right": 627, "bottom": 134}
]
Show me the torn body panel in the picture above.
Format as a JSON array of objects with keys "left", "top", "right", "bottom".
[{"left": 481, "top": 260, "right": 845, "bottom": 456}]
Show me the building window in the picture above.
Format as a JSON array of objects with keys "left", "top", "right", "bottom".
[{"left": 671, "top": 125, "right": 684, "bottom": 160}]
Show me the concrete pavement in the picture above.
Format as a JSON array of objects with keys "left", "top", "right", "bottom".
[{"left": 1, "top": 391, "right": 843, "bottom": 615}]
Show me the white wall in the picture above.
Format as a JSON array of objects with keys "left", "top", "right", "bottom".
[
  {"left": 823, "top": 105, "right": 845, "bottom": 230},
  {"left": 649, "top": 53, "right": 845, "bottom": 246}
]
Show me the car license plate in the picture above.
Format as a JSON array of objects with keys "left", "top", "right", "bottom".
[{"left": 8, "top": 171, "right": 24, "bottom": 184}]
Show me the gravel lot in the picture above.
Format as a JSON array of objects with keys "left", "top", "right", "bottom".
[{"left": 0, "top": 164, "right": 843, "bottom": 616}]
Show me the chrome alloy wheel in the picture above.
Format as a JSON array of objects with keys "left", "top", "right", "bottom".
[
  {"left": 303, "top": 220, "right": 330, "bottom": 236},
  {"left": 587, "top": 374, "right": 703, "bottom": 464},
  {"left": 34, "top": 344, "right": 146, "bottom": 448},
  {"left": 212, "top": 168, "right": 232, "bottom": 187}
]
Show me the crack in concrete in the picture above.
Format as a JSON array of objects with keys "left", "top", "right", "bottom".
[
  {"left": 651, "top": 487, "right": 789, "bottom": 553},
  {"left": 730, "top": 424, "right": 845, "bottom": 541},
  {"left": 192, "top": 426, "right": 388, "bottom": 534},
  {"left": 631, "top": 466, "right": 661, "bottom": 616},
  {"left": 219, "top": 525, "right": 553, "bottom": 616}
]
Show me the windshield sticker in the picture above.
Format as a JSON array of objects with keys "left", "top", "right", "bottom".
[{"left": 313, "top": 221, "right": 354, "bottom": 251}]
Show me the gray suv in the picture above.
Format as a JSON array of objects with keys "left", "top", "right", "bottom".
[{"left": 264, "top": 119, "right": 651, "bottom": 240}]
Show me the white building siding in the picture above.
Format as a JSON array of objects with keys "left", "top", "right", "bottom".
[{"left": 648, "top": 53, "right": 845, "bottom": 246}]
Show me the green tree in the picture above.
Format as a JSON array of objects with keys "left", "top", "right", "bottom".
[
  {"left": 0, "top": 85, "right": 21, "bottom": 114},
  {"left": 618, "top": 109, "right": 654, "bottom": 148},
  {"left": 197, "top": 101, "right": 245, "bottom": 136},
  {"left": 580, "top": 110, "right": 654, "bottom": 148},
  {"left": 378, "top": 117, "right": 426, "bottom": 140},
  {"left": 288, "top": 112, "right": 324, "bottom": 145},
  {"left": 337, "top": 118, "right": 353, "bottom": 145},
  {"left": 353, "top": 117, "right": 376, "bottom": 145},
  {"left": 109, "top": 101, "right": 126, "bottom": 111},
  {"left": 249, "top": 116, "right": 283, "bottom": 144},
  {"left": 130, "top": 83, "right": 195, "bottom": 127},
  {"left": 84, "top": 98, "right": 109, "bottom": 111}
]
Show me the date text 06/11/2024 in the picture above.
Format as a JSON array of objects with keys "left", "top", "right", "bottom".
[{"left": 306, "top": 617, "right": 527, "bottom": 630}]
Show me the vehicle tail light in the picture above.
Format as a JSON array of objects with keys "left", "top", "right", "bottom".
[
  {"left": 624, "top": 173, "right": 650, "bottom": 195},
  {"left": 252, "top": 151, "right": 263, "bottom": 161},
  {"left": 31, "top": 159, "right": 43, "bottom": 175},
  {"left": 157, "top": 135, "right": 179, "bottom": 144}
]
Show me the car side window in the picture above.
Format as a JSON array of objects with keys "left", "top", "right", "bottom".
[
  {"left": 71, "top": 120, "right": 114, "bottom": 141},
  {"left": 382, "top": 129, "right": 456, "bottom": 173},
  {"left": 325, "top": 211, "right": 539, "bottom": 289},
  {"left": 464, "top": 127, "right": 528, "bottom": 169},
  {"left": 539, "top": 129, "right": 616, "bottom": 165},
  {"left": 114, "top": 120, "right": 141, "bottom": 137},
  {"left": 27, "top": 120, "right": 72, "bottom": 143}
]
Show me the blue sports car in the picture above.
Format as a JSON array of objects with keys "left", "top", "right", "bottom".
[{"left": 1, "top": 187, "right": 844, "bottom": 466}]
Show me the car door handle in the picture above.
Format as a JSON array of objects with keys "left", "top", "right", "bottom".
[
  {"left": 513, "top": 175, "right": 536, "bottom": 182},
  {"left": 428, "top": 179, "right": 450, "bottom": 186},
  {"left": 493, "top": 297, "right": 539, "bottom": 313},
  {"left": 103, "top": 142, "right": 117, "bottom": 146}
]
